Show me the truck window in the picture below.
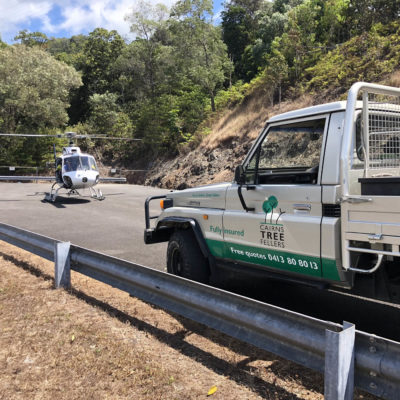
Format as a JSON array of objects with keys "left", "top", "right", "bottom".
[{"left": 245, "top": 118, "right": 325, "bottom": 184}]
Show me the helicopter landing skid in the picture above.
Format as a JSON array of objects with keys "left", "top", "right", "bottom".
[
  {"left": 44, "top": 184, "right": 104, "bottom": 202},
  {"left": 89, "top": 186, "right": 105, "bottom": 201},
  {"left": 45, "top": 182, "right": 62, "bottom": 202}
]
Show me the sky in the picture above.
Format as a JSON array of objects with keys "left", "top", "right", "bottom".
[{"left": 0, "top": 0, "right": 224, "bottom": 44}]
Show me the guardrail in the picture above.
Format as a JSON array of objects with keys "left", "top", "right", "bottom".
[
  {"left": 0, "top": 176, "right": 127, "bottom": 183},
  {"left": 1, "top": 222, "right": 399, "bottom": 400}
]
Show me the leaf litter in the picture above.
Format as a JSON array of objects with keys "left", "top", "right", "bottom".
[{"left": 0, "top": 241, "right": 377, "bottom": 400}]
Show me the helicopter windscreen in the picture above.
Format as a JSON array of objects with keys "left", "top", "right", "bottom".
[
  {"left": 63, "top": 156, "right": 98, "bottom": 172},
  {"left": 80, "top": 156, "right": 98, "bottom": 171}
]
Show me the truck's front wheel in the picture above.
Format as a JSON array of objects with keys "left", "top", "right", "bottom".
[{"left": 167, "top": 230, "right": 209, "bottom": 284}]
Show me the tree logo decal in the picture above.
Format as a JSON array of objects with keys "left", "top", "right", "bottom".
[
  {"left": 262, "top": 195, "right": 278, "bottom": 214},
  {"left": 262, "top": 195, "right": 284, "bottom": 224}
]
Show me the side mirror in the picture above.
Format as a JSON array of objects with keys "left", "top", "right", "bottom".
[{"left": 234, "top": 165, "right": 245, "bottom": 185}]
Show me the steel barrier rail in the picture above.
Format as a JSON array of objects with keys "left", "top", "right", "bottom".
[
  {"left": 0, "top": 223, "right": 54, "bottom": 261},
  {"left": 1, "top": 221, "right": 399, "bottom": 400},
  {"left": 0, "top": 176, "right": 52, "bottom": 181},
  {"left": 71, "top": 245, "right": 337, "bottom": 370},
  {"left": 99, "top": 177, "right": 127, "bottom": 183},
  {"left": 0, "top": 176, "right": 127, "bottom": 183}
]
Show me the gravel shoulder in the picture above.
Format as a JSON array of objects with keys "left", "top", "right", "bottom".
[{"left": 0, "top": 241, "right": 377, "bottom": 400}]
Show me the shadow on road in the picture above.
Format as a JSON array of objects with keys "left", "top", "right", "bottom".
[{"left": 41, "top": 195, "right": 91, "bottom": 208}]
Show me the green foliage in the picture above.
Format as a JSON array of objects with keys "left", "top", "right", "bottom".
[
  {"left": 133, "top": 95, "right": 181, "bottom": 154},
  {"left": 170, "top": 0, "right": 233, "bottom": 112},
  {"left": 209, "top": 81, "right": 250, "bottom": 112},
  {"left": 175, "top": 86, "right": 208, "bottom": 135},
  {"left": 346, "top": 0, "right": 400, "bottom": 35},
  {"left": 318, "top": 0, "right": 349, "bottom": 45},
  {"left": 0, "top": 37, "right": 7, "bottom": 49},
  {"left": 306, "top": 21, "right": 400, "bottom": 93},
  {"left": 264, "top": 38, "right": 288, "bottom": 104},
  {"left": 14, "top": 30, "right": 49, "bottom": 48},
  {"left": 87, "top": 92, "right": 124, "bottom": 136},
  {"left": 47, "top": 35, "right": 87, "bottom": 68},
  {"left": 114, "top": 0, "right": 233, "bottom": 154},
  {"left": 4, "top": 0, "right": 400, "bottom": 166},
  {"left": 0, "top": 45, "right": 81, "bottom": 167},
  {"left": 0, "top": 129, "right": 66, "bottom": 168},
  {"left": 0, "top": 45, "right": 82, "bottom": 132},
  {"left": 133, "top": 87, "right": 208, "bottom": 154},
  {"left": 69, "top": 28, "right": 126, "bottom": 124},
  {"left": 221, "top": 3, "right": 258, "bottom": 79}
]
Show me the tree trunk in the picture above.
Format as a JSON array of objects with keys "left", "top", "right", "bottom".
[
  {"left": 210, "top": 91, "right": 216, "bottom": 112},
  {"left": 278, "top": 83, "right": 281, "bottom": 109}
]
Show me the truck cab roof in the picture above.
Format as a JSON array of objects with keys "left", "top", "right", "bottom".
[{"left": 268, "top": 101, "right": 348, "bottom": 123}]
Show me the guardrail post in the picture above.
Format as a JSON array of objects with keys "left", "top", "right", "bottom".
[
  {"left": 55, "top": 241, "right": 71, "bottom": 289},
  {"left": 324, "top": 321, "right": 355, "bottom": 400}
]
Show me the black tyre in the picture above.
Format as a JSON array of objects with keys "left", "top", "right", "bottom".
[{"left": 167, "top": 230, "right": 209, "bottom": 284}]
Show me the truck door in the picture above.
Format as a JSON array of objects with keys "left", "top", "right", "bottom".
[{"left": 222, "top": 115, "right": 329, "bottom": 279}]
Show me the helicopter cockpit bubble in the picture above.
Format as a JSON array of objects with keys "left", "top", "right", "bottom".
[
  {"left": 63, "top": 156, "right": 79, "bottom": 172},
  {"left": 89, "top": 156, "right": 98, "bottom": 171},
  {"left": 63, "top": 155, "right": 98, "bottom": 173},
  {"left": 79, "top": 156, "right": 98, "bottom": 171}
]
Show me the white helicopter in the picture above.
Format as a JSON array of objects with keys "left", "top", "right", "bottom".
[{"left": 0, "top": 131, "right": 138, "bottom": 202}]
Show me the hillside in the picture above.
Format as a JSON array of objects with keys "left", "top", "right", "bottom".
[
  {"left": 144, "top": 93, "right": 315, "bottom": 189},
  {"left": 3, "top": 10, "right": 400, "bottom": 185},
  {"left": 141, "top": 79, "right": 397, "bottom": 190},
  {"left": 142, "top": 20, "right": 400, "bottom": 190},
  {"left": 140, "top": 94, "right": 312, "bottom": 189}
]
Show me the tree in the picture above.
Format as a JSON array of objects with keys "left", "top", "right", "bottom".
[
  {"left": 277, "top": 0, "right": 323, "bottom": 82},
  {"left": 346, "top": 0, "right": 400, "bottom": 35},
  {"left": 257, "top": 10, "right": 288, "bottom": 52},
  {"left": 69, "top": 28, "right": 125, "bottom": 123},
  {"left": 240, "top": 39, "right": 268, "bottom": 80},
  {"left": 83, "top": 28, "right": 125, "bottom": 94},
  {"left": 318, "top": 0, "right": 349, "bottom": 46},
  {"left": 86, "top": 92, "right": 132, "bottom": 138},
  {"left": 221, "top": 4, "right": 255, "bottom": 78},
  {"left": 14, "top": 30, "right": 49, "bottom": 48},
  {"left": 221, "top": 0, "right": 267, "bottom": 81},
  {"left": 272, "top": 0, "right": 304, "bottom": 13},
  {"left": 0, "top": 37, "right": 6, "bottom": 49},
  {"left": 265, "top": 38, "right": 288, "bottom": 106},
  {"left": 171, "top": 0, "right": 233, "bottom": 111},
  {"left": 0, "top": 45, "right": 82, "bottom": 132},
  {"left": 124, "top": 1, "right": 170, "bottom": 99},
  {"left": 47, "top": 35, "right": 87, "bottom": 68}
]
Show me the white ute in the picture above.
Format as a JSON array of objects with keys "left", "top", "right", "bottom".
[{"left": 145, "top": 82, "right": 400, "bottom": 304}]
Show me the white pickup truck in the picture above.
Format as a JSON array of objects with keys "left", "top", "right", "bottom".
[{"left": 145, "top": 82, "right": 400, "bottom": 304}]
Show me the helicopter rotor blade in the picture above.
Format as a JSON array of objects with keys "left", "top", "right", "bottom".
[
  {"left": 0, "top": 132, "right": 141, "bottom": 141},
  {"left": 0, "top": 133, "right": 64, "bottom": 138},
  {"left": 0, "top": 133, "right": 68, "bottom": 139},
  {"left": 80, "top": 136, "right": 141, "bottom": 141}
]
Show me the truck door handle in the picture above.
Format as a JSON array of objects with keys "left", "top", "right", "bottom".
[
  {"left": 341, "top": 196, "right": 372, "bottom": 203},
  {"left": 293, "top": 204, "right": 311, "bottom": 211}
]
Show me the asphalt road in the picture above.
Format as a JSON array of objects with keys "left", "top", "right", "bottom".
[
  {"left": 0, "top": 182, "right": 169, "bottom": 270},
  {"left": 2, "top": 182, "right": 400, "bottom": 341}
]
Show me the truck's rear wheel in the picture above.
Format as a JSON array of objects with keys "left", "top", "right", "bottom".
[{"left": 167, "top": 230, "right": 209, "bottom": 284}]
